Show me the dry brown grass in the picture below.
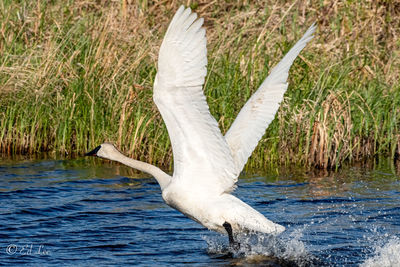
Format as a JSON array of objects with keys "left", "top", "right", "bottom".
[{"left": 1, "top": 0, "right": 399, "bottom": 169}]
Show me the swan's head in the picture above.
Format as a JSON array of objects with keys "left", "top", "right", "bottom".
[{"left": 85, "top": 143, "right": 121, "bottom": 160}]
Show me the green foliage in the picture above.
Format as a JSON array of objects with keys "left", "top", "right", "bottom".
[{"left": 1, "top": 0, "right": 399, "bottom": 170}]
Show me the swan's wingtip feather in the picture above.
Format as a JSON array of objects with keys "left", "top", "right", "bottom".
[
  {"left": 174, "top": 5, "right": 187, "bottom": 20},
  {"left": 305, "top": 22, "right": 317, "bottom": 38}
]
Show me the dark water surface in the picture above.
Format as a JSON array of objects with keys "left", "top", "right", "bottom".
[{"left": 1, "top": 158, "right": 399, "bottom": 266}]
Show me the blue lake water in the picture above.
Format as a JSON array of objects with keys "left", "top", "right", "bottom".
[{"left": 0, "top": 158, "right": 399, "bottom": 266}]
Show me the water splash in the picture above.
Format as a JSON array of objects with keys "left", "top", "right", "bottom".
[
  {"left": 361, "top": 237, "right": 400, "bottom": 267},
  {"left": 203, "top": 228, "right": 319, "bottom": 266}
]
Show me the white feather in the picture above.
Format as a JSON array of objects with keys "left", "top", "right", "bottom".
[
  {"left": 225, "top": 23, "right": 316, "bottom": 173},
  {"left": 154, "top": 6, "right": 238, "bottom": 194}
]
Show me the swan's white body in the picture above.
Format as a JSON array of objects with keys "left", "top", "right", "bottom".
[{"left": 88, "top": 6, "right": 315, "bottom": 239}]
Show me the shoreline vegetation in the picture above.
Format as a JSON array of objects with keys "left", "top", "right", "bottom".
[{"left": 1, "top": 1, "right": 399, "bottom": 170}]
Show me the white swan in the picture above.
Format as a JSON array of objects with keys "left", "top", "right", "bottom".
[{"left": 86, "top": 6, "right": 315, "bottom": 246}]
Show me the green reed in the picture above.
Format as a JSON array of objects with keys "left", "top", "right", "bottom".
[{"left": 1, "top": 0, "right": 399, "bottom": 170}]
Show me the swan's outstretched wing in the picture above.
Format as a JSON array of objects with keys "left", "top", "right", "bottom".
[
  {"left": 225, "top": 24, "right": 316, "bottom": 173},
  {"left": 154, "top": 6, "right": 237, "bottom": 193}
]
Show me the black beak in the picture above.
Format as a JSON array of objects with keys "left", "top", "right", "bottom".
[{"left": 85, "top": 145, "right": 101, "bottom": 156}]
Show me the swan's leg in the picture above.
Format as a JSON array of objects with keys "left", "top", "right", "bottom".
[
  {"left": 223, "top": 222, "right": 240, "bottom": 250},
  {"left": 223, "top": 222, "right": 234, "bottom": 244}
]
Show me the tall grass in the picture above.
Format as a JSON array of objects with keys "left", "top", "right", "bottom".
[{"left": 0, "top": 0, "right": 399, "bottom": 170}]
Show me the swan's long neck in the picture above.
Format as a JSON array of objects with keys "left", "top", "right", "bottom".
[{"left": 110, "top": 152, "right": 171, "bottom": 190}]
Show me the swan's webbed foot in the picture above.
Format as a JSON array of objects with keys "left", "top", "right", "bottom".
[{"left": 223, "top": 222, "right": 240, "bottom": 251}]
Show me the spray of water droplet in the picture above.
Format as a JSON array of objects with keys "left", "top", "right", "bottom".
[
  {"left": 203, "top": 227, "right": 319, "bottom": 266},
  {"left": 360, "top": 236, "right": 400, "bottom": 267}
]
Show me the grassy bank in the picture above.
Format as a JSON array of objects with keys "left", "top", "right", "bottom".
[{"left": 1, "top": 0, "right": 399, "bottom": 170}]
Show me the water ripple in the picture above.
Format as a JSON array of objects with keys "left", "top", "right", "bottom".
[{"left": 0, "top": 159, "right": 399, "bottom": 266}]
